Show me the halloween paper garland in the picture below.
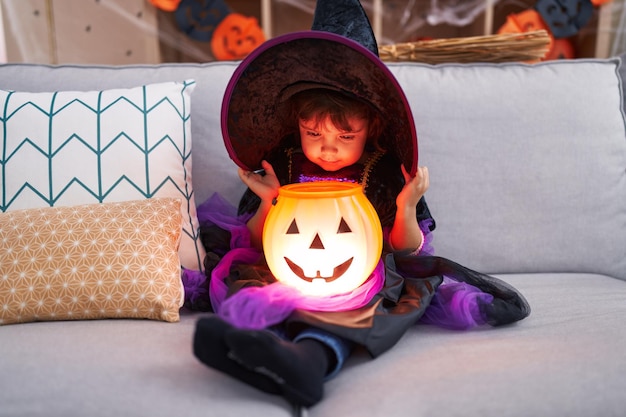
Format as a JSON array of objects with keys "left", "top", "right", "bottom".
[
  {"left": 498, "top": 0, "right": 613, "bottom": 60},
  {"left": 152, "top": 0, "right": 266, "bottom": 60},
  {"left": 151, "top": 0, "right": 610, "bottom": 62}
]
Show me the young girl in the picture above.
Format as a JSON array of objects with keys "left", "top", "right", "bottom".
[
  {"left": 194, "top": 87, "right": 438, "bottom": 407},
  {"left": 188, "top": 0, "right": 529, "bottom": 409}
]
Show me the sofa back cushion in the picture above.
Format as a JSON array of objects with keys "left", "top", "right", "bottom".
[
  {"left": 388, "top": 59, "right": 626, "bottom": 279},
  {"left": 1, "top": 59, "right": 624, "bottom": 280},
  {"left": 0, "top": 63, "right": 245, "bottom": 210}
]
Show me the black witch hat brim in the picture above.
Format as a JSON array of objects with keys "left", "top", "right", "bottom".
[{"left": 221, "top": 30, "right": 418, "bottom": 175}]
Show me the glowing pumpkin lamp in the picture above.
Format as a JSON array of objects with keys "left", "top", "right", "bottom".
[{"left": 263, "top": 182, "right": 383, "bottom": 297}]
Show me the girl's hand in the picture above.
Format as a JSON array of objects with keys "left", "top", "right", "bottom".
[
  {"left": 397, "top": 164, "right": 429, "bottom": 209},
  {"left": 239, "top": 160, "right": 280, "bottom": 249},
  {"left": 389, "top": 165, "right": 429, "bottom": 252},
  {"left": 238, "top": 160, "right": 281, "bottom": 202}
]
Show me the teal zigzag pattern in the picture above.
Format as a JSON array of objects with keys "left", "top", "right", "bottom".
[{"left": 1, "top": 80, "right": 202, "bottom": 269}]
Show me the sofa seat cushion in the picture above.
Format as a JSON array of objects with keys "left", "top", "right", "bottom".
[
  {"left": 0, "top": 312, "right": 294, "bottom": 417},
  {"left": 1, "top": 273, "right": 624, "bottom": 417},
  {"left": 317, "top": 272, "right": 626, "bottom": 417}
]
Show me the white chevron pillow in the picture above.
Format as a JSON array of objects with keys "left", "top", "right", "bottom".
[{"left": 0, "top": 80, "right": 205, "bottom": 272}]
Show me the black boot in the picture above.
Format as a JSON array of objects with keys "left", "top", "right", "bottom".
[
  {"left": 224, "top": 327, "right": 332, "bottom": 407},
  {"left": 193, "top": 315, "right": 281, "bottom": 395}
]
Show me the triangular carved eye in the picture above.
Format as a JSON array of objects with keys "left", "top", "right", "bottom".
[
  {"left": 286, "top": 219, "right": 299, "bottom": 234},
  {"left": 337, "top": 217, "right": 352, "bottom": 233}
]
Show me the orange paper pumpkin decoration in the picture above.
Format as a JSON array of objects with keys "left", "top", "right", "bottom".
[
  {"left": 211, "top": 13, "right": 266, "bottom": 60},
  {"left": 498, "top": 9, "right": 552, "bottom": 36},
  {"left": 545, "top": 38, "right": 576, "bottom": 60},
  {"left": 149, "top": 0, "right": 182, "bottom": 12},
  {"left": 497, "top": 9, "right": 554, "bottom": 60},
  {"left": 263, "top": 182, "right": 383, "bottom": 297}
]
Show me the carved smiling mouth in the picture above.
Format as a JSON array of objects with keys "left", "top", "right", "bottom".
[{"left": 283, "top": 257, "right": 354, "bottom": 283}]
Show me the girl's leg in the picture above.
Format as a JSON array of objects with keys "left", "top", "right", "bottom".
[
  {"left": 292, "top": 327, "right": 353, "bottom": 380},
  {"left": 224, "top": 328, "right": 334, "bottom": 406},
  {"left": 194, "top": 315, "right": 352, "bottom": 407},
  {"left": 224, "top": 327, "right": 354, "bottom": 406},
  {"left": 193, "top": 315, "right": 281, "bottom": 395}
]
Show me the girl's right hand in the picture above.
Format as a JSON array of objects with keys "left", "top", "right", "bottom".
[
  {"left": 397, "top": 164, "right": 429, "bottom": 210},
  {"left": 238, "top": 160, "right": 281, "bottom": 202}
]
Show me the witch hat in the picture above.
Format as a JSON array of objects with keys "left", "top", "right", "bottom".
[{"left": 221, "top": 0, "right": 418, "bottom": 175}]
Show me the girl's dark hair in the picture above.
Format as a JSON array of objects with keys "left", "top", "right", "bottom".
[{"left": 281, "top": 88, "right": 385, "bottom": 151}]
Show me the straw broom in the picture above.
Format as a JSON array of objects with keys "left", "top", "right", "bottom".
[{"left": 379, "top": 30, "right": 551, "bottom": 64}]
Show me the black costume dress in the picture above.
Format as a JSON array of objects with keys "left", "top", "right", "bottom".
[{"left": 190, "top": 143, "right": 530, "bottom": 357}]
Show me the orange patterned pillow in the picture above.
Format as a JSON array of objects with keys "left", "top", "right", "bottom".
[{"left": 0, "top": 198, "right": 183, "bottom": 325}]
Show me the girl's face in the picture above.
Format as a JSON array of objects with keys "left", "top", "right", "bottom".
[{"left": 299, "top": 115, "right": 369, "bottom": 172}]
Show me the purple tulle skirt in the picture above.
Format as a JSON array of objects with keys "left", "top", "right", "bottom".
[{"left": 183, "top": 193, "right": 493, "bottom": 330}]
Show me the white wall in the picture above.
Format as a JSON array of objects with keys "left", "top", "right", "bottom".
[
  {"left": 0, "top": 1, "right": 7, "bottom": 63},
  {"left": 0, "top": 0, "right": 159, "bottom": 64}
]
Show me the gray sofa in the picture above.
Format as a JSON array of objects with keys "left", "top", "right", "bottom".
[{"left": 1, "top": 55, "right": 626, "bottom": 417}]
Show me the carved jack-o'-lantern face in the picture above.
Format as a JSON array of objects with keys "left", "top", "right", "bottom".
[
  {"left": 263, "top": 182, "right": 382, "bottom": 297},
  {"left": 211, "top": 13, "right": 266, "bottom": 60}
]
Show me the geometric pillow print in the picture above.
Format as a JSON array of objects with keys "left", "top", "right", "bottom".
[
  {"left": 0, "top": 81, "right": 205, "bottom": 271},
  {"left": 0, "top": 198, "right": 184, "bottom": 325}
]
